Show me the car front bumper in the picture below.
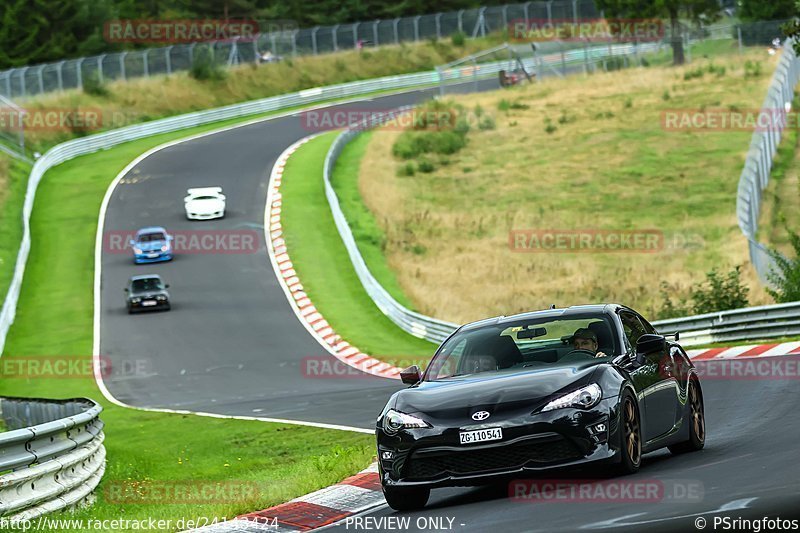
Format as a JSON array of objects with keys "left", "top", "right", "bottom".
[
  {"left": 186, "top": 211, "right": 224, "bottom": 220},
  {"left": 128, "top": 299, "right": 170, "bottom": 312},
  {"left": 377, "top": 398, "right": 621, "bottom": 488},
  {"left": 134, "top": 252, "right": 172, "bottom": 263}
]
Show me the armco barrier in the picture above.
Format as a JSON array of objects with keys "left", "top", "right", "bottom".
[
  {"left": 0, "top": 41, "right": 655, "bottom": 355},
  {"left": 0, "top": 397, "right": 105, "bottom": 522}
]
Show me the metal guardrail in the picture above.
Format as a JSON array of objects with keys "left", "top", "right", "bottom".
[
  {"left": 0, "top": 397, "right": 105, "bottom": 522},
  {"left": 653, "top": 301, "right": 800, "bottom": 346},
  {"left": 736, "top": 39, "right": 800, "bottom": 286}
]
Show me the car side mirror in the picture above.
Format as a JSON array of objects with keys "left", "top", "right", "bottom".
[
  {"left": 124, "top": 288, "right": 129, "bottom": 292},
  {"left": 165, "top": 284, "right": 170, "bottom": 288},
  {"left": 636, "top": 334, "right": 666, "bottom": 363},
  {"left": 129, "top": 240, "right": 135, "bottom": 246},
  {"left": 400, "top": 365, "right": 421, "bottom": 385}
]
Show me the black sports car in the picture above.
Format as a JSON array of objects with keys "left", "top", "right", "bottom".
[
  {"left": 125, "top": 274, "right": 171, "bottom": 313},
  {"left": 376, "top": 304, "right": 705, "bottom": 511}
]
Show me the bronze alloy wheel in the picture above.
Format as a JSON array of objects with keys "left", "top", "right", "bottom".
[
  {"left": 690, "top": 381, "right": 705, "bottom": 443},
  {"left": 624, "top": 397, "right": 641, "bottom": 466}
]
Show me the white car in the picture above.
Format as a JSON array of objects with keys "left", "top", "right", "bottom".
[{"left": 184, "top": 187, "right": 226, "bottom": 220}]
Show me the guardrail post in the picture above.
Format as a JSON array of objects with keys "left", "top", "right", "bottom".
[
  {"left": 373, "top": 20, "right": 379, "bottom": 46},
  {"left": 393, "top": 18, "right": 400, "bottom": 44},
  {"left": 547, "top": 0, "right": 554, "bottom": 25},
  {"left": 332, "top": 24, "right": 339, "bottom": 51},
  {"left": 292, "top": 29, "right": 298, "bottom": 56},
  {"left": 96, "top": 55, "right": 105, "bottom": 83},
  {"left": 37, "top": 65, "right": 45, "bottom": 94},
  {"left": 165, "top": 47, "right": 173, "bottom": 74},
  {"left": 75, "top": 60, "right": 82, "bottom": 91},
  {"left": 353, "top": 23, "right": 359, "bottom": 48},
  {"left": 142, "top": 50, "right": 149, "bottom": 77},
  {"left": 414, "top": 16, "right": 421, "bottom": 42},
  {"left": 118, "top": 53, "right": 126, "bottom": 81},
  {"left": 572, "top": 0, "right": 579, "bottom": 24},
  {"left": 312, "top": 26, "right": 320, "bottom": 55},
  {"left": 4, "top": 70, "right": 12, "bottom": 97},
  {"left": 435, "top": 13, "right": 442, "bottom": 40}
]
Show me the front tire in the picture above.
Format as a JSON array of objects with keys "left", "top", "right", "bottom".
[
  {"left": 616, "top": 390, "right": 642, "bottom": 474},
  {"left": 669, "top": 379, "right": 705, "bottom": 454},
  {"left": 382, "top": 485, "right": 430, "bottom": 511}
]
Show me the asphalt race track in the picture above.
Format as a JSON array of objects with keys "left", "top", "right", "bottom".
[
  {"left": 99, "top": 82, "right": 496, "bottom": 429},
  {"left": 325, "top": 374, "right": 800, "bottom": 531}
]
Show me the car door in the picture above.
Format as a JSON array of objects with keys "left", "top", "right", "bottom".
[{"left": 619, "top": 311, "right": 676, "bottom": 442}]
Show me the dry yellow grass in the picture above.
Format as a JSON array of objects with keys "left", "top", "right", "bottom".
[{"left": 359, "top": 48, "right": 780, "bottom": 324}]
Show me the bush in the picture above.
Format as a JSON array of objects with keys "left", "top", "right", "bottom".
[
  {"left": 451, "top": 31, "right": 466, "bottom": 47},
  {"left": 662, "top": 90, "right": 671, "bottom": 101},
  {"left": 544, "top": 121, "right": 557, "bottom": 134},
  {"left": 767, "top": 227, "right": 800, "bottom": 302},
  {"left": 417, "top": 157, "right": 436, "bottom": 173},
  {"left": 657, "top": 282, "right": 690, "bottom": 319},
  {"left": 392, "top": 130, "right": 467, "bottom": 159},
  {"left": 83, "top": 71, "right": 110, "bottom": 97},
  {"left": 691, "top": 266, "right": 749, "bottom": 314},
  {"left": 190, "top": 46, "right": 226, "bottom": 81},
  {"left": 744, "top": 60, "right": 762, "bottom": 79},
  {"left": 397, "top": 162, "right": 416, "bottom": 176},
  {"left": 478, "top": 114, "right": 496, "bottom": 130}
]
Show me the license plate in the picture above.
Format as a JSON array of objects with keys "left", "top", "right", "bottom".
[
  {"left": 147, "top": 253, "right": 159, "bottom": 258},
  {"left": 459, "top": 427, "right": 502, "bottom": 445},
  {"left": 142, "top": 300, "right": 157, "bottom": 307}
]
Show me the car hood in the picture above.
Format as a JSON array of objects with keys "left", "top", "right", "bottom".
[
  {"left": 128, "top": 289, "right": 168, "bottom": 299},
  {"left": 186, "top": 198, "right": 224, "bottom": 214},
  {"left": 394, "top": 362, "right": 599, "bottom": 419},
  {"left": 136, "top": 240, "right": 166, "bottom": 252}
]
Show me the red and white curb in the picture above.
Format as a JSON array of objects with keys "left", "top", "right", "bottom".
[
  {"left": 265, "top": 137, "right": 402, "bottom": 380},
  {"left": 687, "top": 341, "right": 800, "bottom": 360},
  {"left": 192, "top": 464, "right": 384, "bottom": 532}
]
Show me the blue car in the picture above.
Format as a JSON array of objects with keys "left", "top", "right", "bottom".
[{"left": 130, "top": 227, "right": 173, "bottom": 264}]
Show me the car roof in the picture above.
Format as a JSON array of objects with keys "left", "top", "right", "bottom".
[
  {"left": 187, "top": 187, "right": 222, "bottom": 196},
  {"left": 136, "top": 226, "right": 166, "bottom": 235},
  {"left": 460, "top": 304, "right": 627, "bottom": 331},
  {"left": 129, "top": 274, "right": 163, "bottom": 282}
]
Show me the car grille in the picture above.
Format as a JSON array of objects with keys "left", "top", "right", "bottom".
[{"left": 404, "top": 438, "right": 582, "bottom": 480}]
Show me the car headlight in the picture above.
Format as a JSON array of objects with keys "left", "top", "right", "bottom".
[
  {"left": 541, "top": 384, "right": 602, "bottom": 412},
  {"left": 161, "top": 245, "right": 168, "bottom": 252},
  {"left": 382, "top": 409, "right": 431, "bottom": 435},
  {"left": 130, "top": 297, "right": 141, "bottom": 304},
  {"left": 156, "top": 295, "right": 167, "bottom": 301},
  {"left": 133, "top": 247, "right": 143, "bottom": 254}
]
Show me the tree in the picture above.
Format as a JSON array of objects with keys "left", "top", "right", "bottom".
[
  {"left": 594, "top": 0, "right": 720, "bottom": 65},
  {"left": 739, "top": 0, "right": 795, "bottom": 22}
]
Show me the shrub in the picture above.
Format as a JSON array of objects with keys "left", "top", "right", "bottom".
[
  {"left": 83, "top": 71, "right": 110, "bottom": 97},
  {"left": 657, "top": 282, "right": 691, "bottom": 319},
  {"left": 624, "top": 97, "right": 633, "bottom": 109},
  {"left": 544, "top": 122, "right": 557, "bottom": 134},
  {"left": 417, "top": 157, "right": 436, "bottom": 173},
  {"left": 190, "top": 46, "right": 226, "bottom": 81},
  {"left": 451, "top": 31, "right": 466, "bottom": 47},
  {"left": 478, "top": 114, "right": 496, "bottom": 130},
  {"left": 662, "top": 90, "right": 671, "bottom": 101},
  {"left": 392, "top": 130, "right": 467, "bottom": 159},
  {"left": 397, "top": 162, "right": 416, "bottom": 176},
  {"left": 691, "top": 266, "right": 749, "bottom": 314},
  {"left": 767, "top": 227, "right": 800, "bottom": 302},
  {"left": 744, "top": 60, "right": 762, "bottom": 79}
]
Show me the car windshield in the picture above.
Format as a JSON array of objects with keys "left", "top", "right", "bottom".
[
  {"left": 131, "top": 278, "right": 164, "bottom": 292},
  {"left": 137, "top": 232, "right": 165, "bottom": 243},
  {"left": 192, "top": 195, "right": 217, "bottom": 201},
  {"left": 424, "top": 313, "right": 619, "bottom": 381}
]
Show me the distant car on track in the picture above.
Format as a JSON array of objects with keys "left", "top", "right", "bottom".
[
  {"left": 184, "top": 187, "right": 226, "bottom": 220},
  {"left": 376, "top": 304, "right": 705, "bottom": 511},
  {"left": 125, "top": 274, "right": 171, "bottom": 313},
  {"left": 130, "top": 226, "right": 173, "bottom": 264}
]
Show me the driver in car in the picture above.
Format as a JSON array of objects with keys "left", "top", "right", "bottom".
[{"left": 571, "top": 328, "right": 607, "bottom": 358}]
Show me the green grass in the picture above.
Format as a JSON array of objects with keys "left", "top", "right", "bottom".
[
  {"left": 0, "top": 118, "right": 381, "bottom": 532},
  {"left": 0, "top": 155, "right": 31, "bottom": 305},
  {"left": 280, "top": 133, "right": 437, "bottom": 368},
  {"left": 330, "top": 131, "right": 418, "bottom": 310}
]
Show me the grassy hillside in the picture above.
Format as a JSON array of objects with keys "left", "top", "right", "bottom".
[{"left": 356, "top": 45, "right": 779, "bottom": 324}]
